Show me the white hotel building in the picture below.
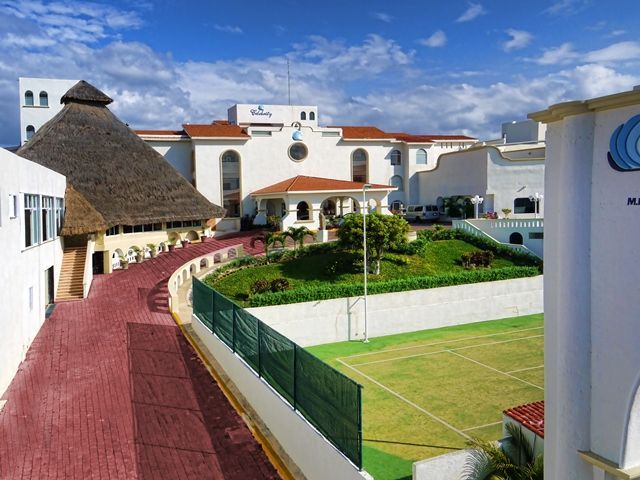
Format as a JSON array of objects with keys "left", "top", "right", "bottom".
[{"left": 136, "top": 104, "right": 477, "bottom": 231}]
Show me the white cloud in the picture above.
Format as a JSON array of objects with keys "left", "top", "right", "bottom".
[
  {"left": 418, "top": 30, "right": 447, "bottom": 48},
  {"left": 456, "top": 3, "right": 487, "bottom": 22},
  {"left": 533, "top": 42, "right": 579, "bottom": 65},
  {"left": 372, "top": 12, "right": 393, "bottom": 23},
  {"left": 502, "top": 29, "right": 533, "bottom": 52},
  {"left": 609, "top": 29, "right": 626, "bottom": 37},
  {"left": 544, "top": 0, "right": 591, "bottom": 16},
  {"left": 214, "top": 24, "right": 243, "bottom": 34},
  {"left": 532, "top": 41, "right": 640, "bottom": 65}
]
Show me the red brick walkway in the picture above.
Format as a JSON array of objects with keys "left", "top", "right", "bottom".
[{"left": 0, "top": 232, "right": 279, "bottom": 480}]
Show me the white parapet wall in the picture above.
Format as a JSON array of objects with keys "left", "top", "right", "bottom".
[
  {"left": 248, "top": 276, "right": 543, "bottom": 346},
  {"left": 191, "top": 316, "right": 372, "bottom": 480},
  {"left": 413, "top": 449, "right": 471, "bottom": 480}
]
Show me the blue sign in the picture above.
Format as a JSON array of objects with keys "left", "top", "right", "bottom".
[
  {"left": 608, "top": 113, "right": 640, "bottom": 171},
  {"left": 250, "top": 105, "right": 273, "bottom": 118}
]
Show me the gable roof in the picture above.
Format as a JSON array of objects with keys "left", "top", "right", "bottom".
[
  {"left": 251, "top": 175, "right": 395, "bottom": 195},
  {"left": 330, "top": 126, "right": 476, "bottom": 143},
  {"left": 182, "top": 123, "right": 249, "bottom": 138},
  {"left": 504, "top": 401, "right": 544, "bottom": 438},
  {"left": 17, "top": 81, "right": 225, "bottom": 235}
]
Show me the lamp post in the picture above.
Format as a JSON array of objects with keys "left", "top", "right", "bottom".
[
  {"left": 529, "top": 192, "right": 543, "bottom": 218},
  {"left": 471, "top": 195, "right": 484, "bottom": 219},
  {"left": 362, "top": 184, "right": 371, "bottom": 343}
]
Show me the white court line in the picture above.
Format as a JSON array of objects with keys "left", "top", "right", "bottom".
[
  {"left": 349, "top": 335, "right": 543, "bottom": 367},
  {"left": 336, "top": 358, "right": 472, "bottom": 441},
  {"left": 341, "top": 326, "right": 544, "bottom": 360},
  {"left": 462, "top": 421, "right": 503, "bottom": 432},
  {"left": 447, "top": 350, "right": 544, "bottom": 390},
  {"left": 506, "top": 365, "right": 544, "bottom": 374}
]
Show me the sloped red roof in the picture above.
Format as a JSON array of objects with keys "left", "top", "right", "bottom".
[
  {"left": 329, "top": 126, "right": 397, "bottom": 140},
  {"left": 331, "top": 126, "right": 476, "bottom": 143},
  {"left": 182, "top": 123, "right": 249, "bottom": 138},
  {"left": 135, "top": 129, "right": 186, "bottom": 136},
  {"left": 251, "top": 175, "right": 395, "bottom": 195},
  {"left": 504, "top": 401, "right": 544, "bottom": 438},
  {"left": 393, "top": 133, "right": 476, "bottom": 142}
]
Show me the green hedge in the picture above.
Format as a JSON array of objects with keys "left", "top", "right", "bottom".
[{"left": 247, "top": 266, "right": 540, "bottom": 307}]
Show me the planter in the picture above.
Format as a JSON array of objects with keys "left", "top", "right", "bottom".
[
  {"left": 181, "top": 240, "right": 189, "bottom": 249},
  {"left": 318, "top": 230, "right": 329, "bottom": 243},
  {"left": 200, "top": 235, "right": 208, "bottom": 243},
  {"left": 135, "top": 253, "right": 144, "bottom": 263},
  {"left": 168, "top": 244, "right": 175, "bottom": 252},
  {"left": 121, "top": 262, "right": 129, "bottom": 270}
]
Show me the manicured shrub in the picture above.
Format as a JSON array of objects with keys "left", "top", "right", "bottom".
[
  {"left": 250, "top": 278, "right": 270, "bottom": 295},
  {"left": 460, "top": 250, "right": 494, "bottom": 269}
]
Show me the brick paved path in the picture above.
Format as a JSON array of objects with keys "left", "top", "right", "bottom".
[{"left": 0, "top": 232, "right": 279, "bottom": 480}]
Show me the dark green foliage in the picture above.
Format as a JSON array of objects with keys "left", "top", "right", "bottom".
[
  {"left": 250, "top": 278, "right": 271, "bottom": 295},
  {"left": 461, "top": 250, "right": 495, "bottom": 269},
  {"left": 269, "top": 277, "right": 290, "bottom": 292},
  {"left": 248, "top": 266, "right": 539, "bottom": 307}
]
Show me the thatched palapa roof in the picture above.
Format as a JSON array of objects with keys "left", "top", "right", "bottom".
[{"left": 17, "top": 80, "right": 225, "bottom": 236}]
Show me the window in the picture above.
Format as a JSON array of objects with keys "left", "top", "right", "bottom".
[
  {"left": 9, "top": 194, "right": 18, "bottom": 219},
  {"left": 296, "top": 201, "right": 309, "bottom": 221},
  {"left": 39, "top": 91, "right": 48, "bottom": 107},
  {"left": 221, "top": 150, "right": 241, "bottom": 217},
  {"left": 529, "top": 232, "right": 544, "bottom": 239},
  {"left": 55, "top": 198, "right": 63, "bottom": 234},
  {"left": 41, "top": 196, "right": 54, "bottom": 241},
  {"left": 351, "top": 149, "right": 368, "bottom": 183},
  {"left": 24, "top": 90, "right": 34, "bottom": 106},
  {"left": 24, "top": 194, "right": 40, "bottom": 247},
  {"left": 390, "top": 150, "right": 402, "bottom": 166},
  {"left": 509, "top": 232, "right": 524, "bottom": 245},
  {"left": 390, "top": 175, "right": 404, "bottom": 192},
  {"left": 416, "top": 149, "right": 427, "bottom": 165},
  {"left": 288, "top": 142, "right": 308, "bottom": 161},
  {"left": 514, "top": 197, "right": 535, "bottom": 214},
  {"left": 300, "top": 111, "right": 307, "bottom": 120},
  {"left": 309, "top": 111, "right": 315, "bottom": 120},
  {"left": 391, "top": 200, "right": 404, "bottom": 212},
  {"left": 26, "top": 125, "right": 35, "bottom": 141},
  {"left": 106, "top": 225, "right": 119, "bottom": 236}
]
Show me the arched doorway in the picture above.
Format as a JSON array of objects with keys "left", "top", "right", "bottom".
[
  {"left": 296, "top": 201, "right": 310, "bottom": 221},
  {"left": 509, "top": 232, "right": 523, "bottom": 245}
]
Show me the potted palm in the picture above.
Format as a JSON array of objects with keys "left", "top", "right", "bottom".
[
  {"left": 181, "top": 238, "right": 189, "bottom": 249},
  {"left": 119, "top": 255, "right": 129, "bottom": 270},
  {"left": 168, "top": 239, "right": 176, "bottom": 252},
  {"left": 132, "top": 246, "right": 144, "bottom": 263},
  {"left": 147, "top": 243, "right": 157, "bottom": 258}
]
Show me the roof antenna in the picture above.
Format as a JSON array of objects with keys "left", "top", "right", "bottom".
[{"left": 287, "top": 57, "right": 291, "bottom": 106}]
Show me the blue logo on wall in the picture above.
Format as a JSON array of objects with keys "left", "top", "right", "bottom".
[{"left": 608, "top": 113, "right": 640, "bottom": 171}]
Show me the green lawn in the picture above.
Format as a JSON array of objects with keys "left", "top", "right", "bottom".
[
  {"left": 212, "top": 239, "right": 524, "bottom": 304},
  {"left": 307, "top": 314, "right": 544, "bottom": 480}
]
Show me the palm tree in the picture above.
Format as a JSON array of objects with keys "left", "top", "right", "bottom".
[
  {"left": 462, "top": 422, "right": 543, "bottom": 480},
  {"left": 250, "top": 231, "right": 285, "bottom": 262},
  {"left": 283, "top": 226, "right": 315, "bottom": 254}
]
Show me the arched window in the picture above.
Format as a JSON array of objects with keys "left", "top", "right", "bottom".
[
  {"left": 26, "top": 125, "right": 35, "bottom": 141},
  {"left": 24, "top": 91, "right": 34, "bottom": 106},
  {"left": 352, "top": 149, "right": 368, "bottom": 183},
  {"left": 296, "top": 201, "right": 309, "bottom": 221},
  {"left": 509, "top": 232, "right": 523, "bottom": 245},
  {"left": 390, "top": 150, "right": 402, "bottom": 166},
  {"left": 309, "top": 111, "right": 315, "bottom": 120},
  {"left": 416, "top": 149, "right": 427, "bottom": 165},
  {"left": 221, "top": 150, "right": 241, "bottom": 217},
  {"left": 390, "top": 175, "right": 403, "bottom": 192},
  {"left": 39, "top": 91, "right": 48, "bottom": 107},
  {"left": 300, "top": 111, "right": 307, "bottom": 120}
]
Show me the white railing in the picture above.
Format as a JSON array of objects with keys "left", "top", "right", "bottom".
[
  {"left": 82, "top": 239, "right": 94, "bottom": 298},
  {"left": 167, "top": 244, "right": 244, "bottom": 312},
  {"left": 468, "top": 218, "right": 544, "bottom": 230},
  {"left": 452, "top": 219, "right": 539, "bottom": 258}
]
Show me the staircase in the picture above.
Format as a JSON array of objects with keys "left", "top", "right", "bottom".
[{"left": 56, "top": 246, "right": 87, "bottom": 301}]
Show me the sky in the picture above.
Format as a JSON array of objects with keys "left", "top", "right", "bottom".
[{"left": 1, "top": 0, "right": 640, "bottom": 146}]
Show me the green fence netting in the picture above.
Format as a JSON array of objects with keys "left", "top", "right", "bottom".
[{"left": 192, "top": 277, "right": 363, "bottom": 469}]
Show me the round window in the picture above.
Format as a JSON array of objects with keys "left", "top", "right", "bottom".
[{"left": 288, "top": 142, "right": 308, "bottom": 162}]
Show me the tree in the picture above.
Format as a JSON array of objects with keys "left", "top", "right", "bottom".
[
  {"left": 283, "top": 226, "right": 315, "bottom": 254},
  {"left": 337, "top": 212, "right": 409, "bottom": 275},
  {"left": 250, "top": 231, "right": 285, "bottom": 262},
  {"left": 462, "top": 422, "right": 544, "bottom": 480}
]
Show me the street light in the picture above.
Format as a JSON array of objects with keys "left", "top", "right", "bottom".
[
  {"left": 529, "top": 192, "right": 543, "bottom": 218},
  {"left": 362, "top": 183, "right": 372, "bottom": 343},
  {"left": 471, "top": 195, "right": 484, "bottom": 219}
]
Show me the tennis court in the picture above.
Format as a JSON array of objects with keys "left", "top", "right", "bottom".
[{"left": 307, "top": 314, "right": 544, "bottom": 480}]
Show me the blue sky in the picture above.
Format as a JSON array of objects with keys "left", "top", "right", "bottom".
[{"left": 1, "top": 0, "right": 639, "bottom": 146}]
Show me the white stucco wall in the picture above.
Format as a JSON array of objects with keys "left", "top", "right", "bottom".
[
  {"left": 464, "top": 218, "right": 544, "bottom": 258},
  {"left": 247, "top": 276, "right": 543, "bottom": 347},
  {"left": 19, "top": 77, "right": 78, "bottom": 145},
  {"left": 531, "top": 88, "right": 640, "bottom": 479},
  {"left": 191, "top": 315, "right": 372, "bottom": 480},
  {"left": 0, "top": 148, "right": 66, "bottom": 396},
  {"left": 413, "top": 449, "right": 471, "bottom": 480},
  {"left": 145, "top": 139, "right": 193, "bottom": 182}
]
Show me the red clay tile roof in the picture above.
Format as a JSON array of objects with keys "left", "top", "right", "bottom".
[
  {"left": 135, "top": 129, "right": 186, "bottom": 136},
  {"left": 330, "top": 126, "right": 476, "bottom": 143},
  {"left": 504, "top": 401, "right": 544, "bottom": 438},
  {"left": 251, "top": 175, "right": 396, "bottom": 195},
  {"left": 182, "top": 123, "right": 249, "bottom": 138}
]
